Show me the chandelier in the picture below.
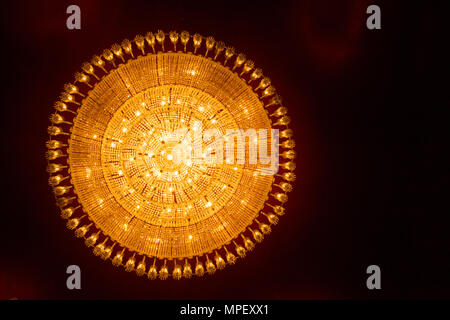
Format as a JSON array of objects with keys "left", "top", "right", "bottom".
[{"left": 46, "top": 30, "right": 296, "bottom": 279}]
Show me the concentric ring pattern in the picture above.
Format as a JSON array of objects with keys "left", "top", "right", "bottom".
[{"left": 46, "top": 30, "right": 296, "bottom": 279}]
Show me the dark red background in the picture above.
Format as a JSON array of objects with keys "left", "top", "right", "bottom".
[{"left": 0, "top": 0, "right": 447, "bottom": 299}]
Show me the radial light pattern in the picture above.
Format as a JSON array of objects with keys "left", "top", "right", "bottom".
[{"left": 46, "top": 30, "right": 296, "bottom": 279}]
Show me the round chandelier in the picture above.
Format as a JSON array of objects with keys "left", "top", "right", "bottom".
[{"left": 46, "top": 30, "right": 296, "bottom": 279}]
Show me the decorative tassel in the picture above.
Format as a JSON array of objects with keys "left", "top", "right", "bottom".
[
  {"left": 50, "top": 174, "right": 69, "bottom": 186},
  {"left": 93, "top": 239, "right": 106, "bottom": 256},
  {"left": 121, "top": 39, "right": 134, "bottom": 58},
  {"left": 232, "top": 53, "right": 246, "bottom": 71},
  {"left": 265, "top": 95, "right": 282, "bottom": 107},
  {"left": 205, "top": 36, "right": 215, "bottom": 57},
  {"left": 193, "top": 33, "right": 202, "bottom": 54},
  {"left": 205, "top": 256, "right": 216, "bottom": 274},
  {"left": 111, "top": 44, "right": 125, "bottom": 63},
  {"left": 159, "top": 260, "right": 169, "bottom": 279},
  {"left": 48, "top": 174, "right": 66, "bottom": 186},
  {"left": 272, "top": 192, "right": 288, "bottom": 203},
  {"left": 214, "top": 251, "right": 226, "bottom": 269},
  {"left": 271, "top": 107, "right": 287, "bottom": 117},
  {"left": 280, "top": 161, "right": 296, "bottom": 171},
  {"left": 214, "top": 41, "right": 225, "bottom": 60},
  {"left": 57, "top": 197, "right": 74, "bottom": 207},
  {"left": 66, "top": 217, "right": 80, "bottom": 230},
  {"left": 102, "top": 49, "right": 116, "bottom": 68},
  {"left": 241, "top": 235, "right": 255, "bottom": 251},
  {"left": 250, "top": 228, "right": 264, "bottom": 243},
  {"left": 64, "top": 83, "right": 85, "bottom": 97},
  {"left": 280, "top": 139, "right": 295, "bottom": 149},
  {"left": 74, "top": 71, "right": 90, "bottom": 84},
  {"left": 53, "top": 185, "right": 71, "bottom": 196},
  {"left": 277, "top": 182, "right": 293, "bottom": 192},
  {"left": 145, "top": 32, "right": 156, "bottom": 53},
  {"left": 91, "top": 55, "right": 107, "bottom": 73},
  {"left": 60, "top": 92, "right": 80, "bottom": 105},
  {"left": 279, "top": 172, "right": 296, "bottom": 182},
  {"left": 46, "top": 140, "right": 66, "bottom": 150},
  {"left": 50, "top": 113, "right": 72, "bottom": 125},
  {"left": 136, "top": 257, "right": 147, "bottom": 276},
  {"left": 280, "top": 129, "right": 293, "bottom": 139},
  {"left": 180, "top": 31, "right": 190, "bottom": 52},
  {"left": 261, "top": 86, "right": 276, "bottom": 98},
  {"left": 101, "top": 243, "right": 115, "bottom": 260},
  {"left": 281, "top": 150, "right": 296, "bottom": 160},
  {"left": 60, "top": 207, "right": 75, "bottom": 219},
  {"left": 265, "top": 213, "right": 279, "bottom": 225},
  {"left": 47, "top": 163, "right": 66, "bottom": 173},
  {"left": 183, "top": 259, "right": 193, "bottom": 278},
  {"left": 224, "top": 47, "right": 235, "bottom": 65},
  {"left": 85, "top": 231, "right": 100, "bottom": 247},
  {"left": 147, "top": 259, "right": 158, "bottom": 280},
  {"left": 234, "top": 241, "right": 246, "bottom": 257},
  {"left": 274, "top": 116, "right": 290, "bottom": 126},
  {"left": 75, "top": 223, "right": 92, "bottom": 238},
  {"left": 172, "top": 260, "right": 182, "bottom": 279},
  {"left": 53, "top": 101, "right": 70, "bottom": 113},
  {"left": 249, "top": 68, "right": 263, "bottom": 83},
  {"left": 273, "top": 205, "right": 285, "bottom": 215},
  {"left": 169, "top": 31, "right": 179, "bottom": 51},
  {"left": 156, "top": 30, "right": 165, "bottom": 51},
  {"left": 47, "top": 149, "right": 66, "bottom": 160},
  {"left": 240, "top": 59, "right": 254, "bottom": 76},
  {"left": 195, "top": 257, "right": 205, "bottom": 276},
  {"left": 81, "top": 62, "right": 99, "bottom": 80},
  {"left": 112, "top": 249, "right": 124, "bottom": 266},
  {"left": 134, "top": 35, "right": 145, "bottom": 55},
  {"left": 125, "top": 254, "right": 136, "bottom": 272},
  {"left": 255, "top": 77, "right": 271, "bottom": 91},
  {"left": 225, "top": 248, "right": 237, "bottom": 264},
  {"left": 258, "top": 220, "right": 272, "bottom": 235}
]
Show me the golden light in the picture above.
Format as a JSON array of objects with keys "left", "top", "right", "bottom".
[{"left": 46, "top": 30, "right": 295, "bottom": 280}]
